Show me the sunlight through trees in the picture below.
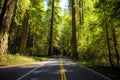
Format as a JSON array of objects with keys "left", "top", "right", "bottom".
[{"left": 0, "top": 0, "right": 120, "bottom": 68}]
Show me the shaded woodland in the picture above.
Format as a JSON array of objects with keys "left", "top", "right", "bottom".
[{"left": 0, "top": 0, "right": 120, "bottom": 68}]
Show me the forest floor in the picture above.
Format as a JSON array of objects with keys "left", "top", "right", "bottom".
[
  {"left": 0, "top": 54, "right": 49, "bottom": 66},
  {"left": 76, "top": 61, "right": 120, "bottom": 80}
]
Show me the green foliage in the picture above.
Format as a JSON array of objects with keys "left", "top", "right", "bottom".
[
  {"left": 0, "top": 0, "right": 4, "bottom": 14},
  {"left": 2, "top": 0, "right": 119, "bottom": 67},
  {"left": 59, "top": 0, "right": 120, "bottom": 67},
  {"left": 14, "top": 0, "right": 30, "bottom": 25},
  {"left": 60, "top": 13, "right": 72, "bottom": 56},
  {"left": 0, "top": 54, "right": 48, "bottom": 65}
]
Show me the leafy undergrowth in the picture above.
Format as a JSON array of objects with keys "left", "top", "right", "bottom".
[
  {"left": 75, "top": 61, "right": 120, "bottom": 80},
  {"left": 0, "top": 54, "right": 49, "bottom": 66}
]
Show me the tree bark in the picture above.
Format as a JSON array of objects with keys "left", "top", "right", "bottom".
[
  {"left": 18, "top": 10, "right": 29, "bottom": 54},
  {"left": 103, "top": 1, "right": 114, "bottom": 67},
  {"left": 48, "top": 0, "right": 54, "bottom": 56},
  {"left": 81, "top": 0, "right": 84, "bottom": 24},
  {"left": 0, "top": 0, "right": 15, "bottom": 55},
  {"left": 72, "top": 0, "right": 78, "bottom": 60},
  {"left": 111, "top": 25, "right": 119, "bottom": 67},
  {"left": 78, "top": 1, "right": 82, "bottom": 24}
]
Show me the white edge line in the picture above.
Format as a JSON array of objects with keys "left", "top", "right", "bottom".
[
  {"left": 16, "top": 62, "right": 47, "bottom": 80},
  {"left": 79, "top": 64, "right": 111, "bottom": 80}
]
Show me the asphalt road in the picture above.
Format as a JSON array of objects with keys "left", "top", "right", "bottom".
[{"left": 0, "top": 56, "right": 111, "bottom": 80}]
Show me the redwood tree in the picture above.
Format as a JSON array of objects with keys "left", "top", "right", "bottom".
[
  {"left": 48, "top": 0, "right": 54, "bottom": 56},
  {"left": 0, "top": 0, "right": 15, "bottom": 55},
  {"left": 103, "top": 1, "right": 114, "bottom": 67},
  {"left": 18, "top": 10, "right": 29, "bottom": 54},
  {"left": 111, "top": 25, "right": 119, "bottom": 67},
  {"left": 72, "top": 0, "right": 78, "bottom": 60}
]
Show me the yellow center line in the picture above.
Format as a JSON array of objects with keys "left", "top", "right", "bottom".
[{"left": 60, "top": 55, "right": 66, "bottom": 80}]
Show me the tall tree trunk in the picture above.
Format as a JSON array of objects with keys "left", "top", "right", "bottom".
[
  {"left": 48, "top": 0, "right": 54, "bottom": 56},
  {"left": 0, "top": 0, "right": 15, "bottom": 55},
  {"left": 72, "top": 0, "right": 78, "bottom": 60},
  {"left": 79, "top": 0, "right": 84, "bottom": 25},
  {"left": 111, "top": 25, "right": 119, "bottom": 67},
  {"left": 81, "top": 0, "right": 84, "bottom": 24},
  {"left": 18, "top": 10, "right": 29, "bottom": 54},
  {"left": 103, "top": 2, "right": 114, "bottom": 67},
  {"left": 78, "top": 1, "right": 82, "bottom": 24}
]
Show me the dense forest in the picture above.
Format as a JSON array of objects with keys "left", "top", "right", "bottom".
[{"left": 0, "top": 0, "right": 120, "bottom": 68}]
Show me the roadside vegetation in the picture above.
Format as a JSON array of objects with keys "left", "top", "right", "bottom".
[
  {"left": 0, "top": 0, "right": 120, "bottom": 79},
  {"left": 75, "top": 60, "right": 120, "bottom": 80},
  {"left": 0, "top": 54, "right": 48, "bottom": 66}
]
